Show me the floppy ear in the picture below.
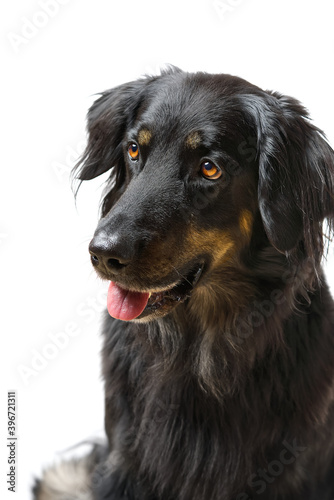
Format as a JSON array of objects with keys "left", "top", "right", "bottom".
[
  {"left": 74, "top": 77, "right": 153, "bottom": 182},
  {"left": 250, "top": 92, "right": 334, "bottom": 257}
]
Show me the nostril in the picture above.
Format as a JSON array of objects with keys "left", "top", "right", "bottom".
[
  {"left": 106, "top": 258, "right": 126, "bottom": 271},
  {"left": 91, "top": 254, "right": 99, "bottom": 265}
]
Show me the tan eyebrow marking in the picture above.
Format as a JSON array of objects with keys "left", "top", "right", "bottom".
[
  {"left": 138, "top": 128, "right": 152, "bottom": 146},
  {"left": 185, "top": 131, "right": 202, "bottom": 149}
]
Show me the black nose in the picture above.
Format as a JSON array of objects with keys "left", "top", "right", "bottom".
[{"left": 89, "top": 231, "right": 135, "bottom": 274}]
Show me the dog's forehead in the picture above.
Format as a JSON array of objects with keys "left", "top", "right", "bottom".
[{"left": 133, "top": 80, "right": 223, "bottom": 149}]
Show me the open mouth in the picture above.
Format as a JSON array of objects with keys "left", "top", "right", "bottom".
[
  {"left": 107, "top": 263, "right": 204, "bottom": 321},
  {"left": 146, "top": 263, "right": 203, "bottom": 311}
]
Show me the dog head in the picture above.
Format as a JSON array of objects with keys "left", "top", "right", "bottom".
[{"left": 75, "top": 68, "right": 334, "bottom": 323}]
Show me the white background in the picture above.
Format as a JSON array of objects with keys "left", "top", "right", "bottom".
[{"left": 1, "top": 0, "right": 334, "bottom": 498}]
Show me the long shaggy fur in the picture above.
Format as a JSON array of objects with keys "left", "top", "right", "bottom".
[{"left": 34, "top": 68, "right": 334, "bottom": 500}]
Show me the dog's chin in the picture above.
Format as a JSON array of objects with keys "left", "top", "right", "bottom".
[{"left": 109, "top": 262, "right": 205, "bottom": 323}]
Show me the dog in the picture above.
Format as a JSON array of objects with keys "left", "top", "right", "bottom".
[{"left": 34, "top": 67, "right": 334, "bottom": 500}]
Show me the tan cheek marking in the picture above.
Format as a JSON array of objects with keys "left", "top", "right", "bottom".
[
  {"left": 239, "top": 209, "right": 253, "bottom": 237},
  {"left": 185, "top": 131, "right": 201, "bottom": 149},
  {"left": 186, "top": 227, "right": 236, "bottom": 265},
  {"left": 138, "top": 128, "right": 152, "bottom": 146}
]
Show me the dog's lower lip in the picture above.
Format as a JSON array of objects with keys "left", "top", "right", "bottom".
[{"left": 145, "top": 263, "right": 204, "bottom": 312}]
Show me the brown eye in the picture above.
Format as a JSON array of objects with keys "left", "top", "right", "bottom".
[
  {"left": 200, "top": 161, "right": 222, "bottom": 180},
  {"left": 128, "top": 143, "right": 139, "bottom": 160}
]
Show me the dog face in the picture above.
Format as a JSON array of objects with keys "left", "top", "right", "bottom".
[{"left": 76, "top": 68, "right": 334, "bottom": 323}]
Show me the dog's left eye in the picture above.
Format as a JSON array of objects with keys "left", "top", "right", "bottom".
[
  {"left": 128, "top": 143, "right": 139, "bottom": 161},
  {"left": 200, "top": 161, "right": 222, "bottom": 180}
]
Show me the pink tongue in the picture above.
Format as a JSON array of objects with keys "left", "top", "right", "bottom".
[{"left": 107, "top": 282, "right": 150, "bottom": 321}]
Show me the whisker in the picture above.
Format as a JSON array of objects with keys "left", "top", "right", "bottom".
[{"left": 171, "top": 266, "right": 193, "bottom": 287}]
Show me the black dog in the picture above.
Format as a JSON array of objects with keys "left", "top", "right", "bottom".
[{"left": 34, "top": 68, "right": 334, "bottom": 500}]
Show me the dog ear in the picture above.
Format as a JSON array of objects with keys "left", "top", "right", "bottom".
[
  {"left": 252, "top": 92, "right": 334, "bottom": 256},
  {"left": 74, "top": 77, "right": 153, "bottom": 181}
]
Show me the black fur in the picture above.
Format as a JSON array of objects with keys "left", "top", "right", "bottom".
[{"left": 35, "top": 68, "right": 334, "bottom": 500}]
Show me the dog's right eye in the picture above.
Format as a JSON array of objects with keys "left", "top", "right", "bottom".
[{"left": 128, "top": 143, "right": 139, "bottom": 161}]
